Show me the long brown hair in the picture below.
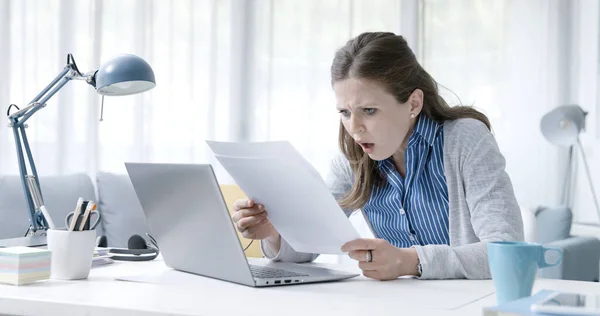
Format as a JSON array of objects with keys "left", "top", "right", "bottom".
[{"left": 331, "top": 32, "right": 490, "bottom": 210}]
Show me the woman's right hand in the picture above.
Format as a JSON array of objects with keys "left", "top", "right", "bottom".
[{"left": 232, "top": 199, "right": 280, "bottom": 244}]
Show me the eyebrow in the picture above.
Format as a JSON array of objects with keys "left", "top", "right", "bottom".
[{"left": 336, "top": 104, "right": 378, "bottom": 111}]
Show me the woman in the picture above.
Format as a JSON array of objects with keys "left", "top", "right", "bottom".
[{"left": 231, "top": 32, "right": 524, "bottom": 280}]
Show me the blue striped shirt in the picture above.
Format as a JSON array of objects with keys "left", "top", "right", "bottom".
[{"left": 363, "top": 114, "right": 450, "bottom": 248}]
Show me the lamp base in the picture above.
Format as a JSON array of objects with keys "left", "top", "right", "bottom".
[{"left": 0, "top": 235, "right": 47, "bottom": 248}]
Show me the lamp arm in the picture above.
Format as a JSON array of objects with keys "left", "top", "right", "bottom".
[
  {"left": 28, "top": 66, "right": 73, "bottom": 107},
  {"left": 8, "top": 67, "right": 71, "bottom": 121},
  {"left": 20, "top": 77, "right": 72, "bottom": 124},
  {"left": 6, "top": 63, "right": 79, "bottom": 233},
  {"left": 9, "top": 123, "right": 38, "bottom": 232}
]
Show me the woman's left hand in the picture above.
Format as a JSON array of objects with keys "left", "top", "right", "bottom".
[{"left": 341, "top": 238, "right": 420, "bottom": 280}]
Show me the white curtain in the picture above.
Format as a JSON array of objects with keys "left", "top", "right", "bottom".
[
  {"left": 245, "top": 0, "right": 405, "bottom": 176},
  {"left": 422, "top": 0, "right": 572, "bottom": 211},
  {"left": 0, "top": 0, "right": 234, "bottom": 179}
]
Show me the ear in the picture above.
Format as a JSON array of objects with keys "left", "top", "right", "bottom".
[{"left": 408, "top": 89, "right": 424, "bottom": 116}]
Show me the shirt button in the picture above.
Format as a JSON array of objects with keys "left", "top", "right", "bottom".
[
  {"left": 399, "top": 209, "right": 406, "bottom": 215},
  {"left": 409, "top": 235, "right": 415, "bottom": 241}
]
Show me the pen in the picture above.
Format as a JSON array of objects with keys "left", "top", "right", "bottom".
[
  {"left": 78, "top": 202, "right": 96, "bottom": 231},
  {"left": 73, "top": 200, "right": 89, "bottom": 231},
  {"left": 39, "top": 205, "right": 55, "bottom": 230},
  {"left": 69, "top": 197, "right": 84, "bottom": 231}
]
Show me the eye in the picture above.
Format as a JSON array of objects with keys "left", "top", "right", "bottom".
[
  {"left": 338, "top": 109, "right": 350, "bottom": 119},
  {"left": 364, "top": 108, "right": 377, "bottom": 115}
]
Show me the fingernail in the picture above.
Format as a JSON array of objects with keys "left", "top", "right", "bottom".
[{"left": 259, "top": 205, "right": 264, "bottom": 211}]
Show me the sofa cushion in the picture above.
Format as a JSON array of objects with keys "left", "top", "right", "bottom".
[
  {"left": 535, "top": 206, "right": 572, "bottom": 243},
  {"left": 96, "top": 172, "right": 150, "bottom": 248},
  {"left": 0, "top": 174, "right": 97, "bottom": 239},
  {"left": 520, "top": 206, "right": 538, "bottom": 243}
]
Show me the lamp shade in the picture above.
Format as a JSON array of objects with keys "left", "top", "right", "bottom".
[
  {"left": 94, "top": 54, "right": 156, "bottom": 96},
  {"left": 540, "top": 105, "right": 587, "bottom": 147}
]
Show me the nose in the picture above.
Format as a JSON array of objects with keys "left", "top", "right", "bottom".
[{"left": 348, "top": 115, "right": 364, "bottom": 137}]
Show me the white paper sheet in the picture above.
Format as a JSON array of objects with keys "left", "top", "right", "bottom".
[
  {"left": 207, "top": 141, "right": 360, "bottom": 254},
  {"left": 206, "top": 140, "right": 325, "bottom": 185}
]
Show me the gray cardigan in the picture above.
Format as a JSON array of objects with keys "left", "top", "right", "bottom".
[{"left": 261, "top": 118, "right": 524, "bottom": 279}]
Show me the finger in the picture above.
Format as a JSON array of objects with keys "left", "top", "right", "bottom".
[
  {"left": 341, "top": 238, "right": 378, "bottom": 252},
  {"left": 348, "top": 250, "right": 371, "bottom": 262},
  {"left": 236, "top": 224, "right": 245, "bottom": 233},
  {"left": 233, "top": 199, "right": 254, "bottom": 211},
  {"left": 239, "top": 207, "right": 267, "bottom": 218},
  {"left": 362, "top": 270, "right": 381, "bottom": 280},
  {"left": 242, "top": 218, "right": 268, "bottom": 239},
  {"left": 358, "top": 261, "right": 379, "bottom": 271},
  {"left": 237, "top": 215, "right": 268, "bottom": 230},
  {"left": 232, "top": 206, "right": 266, "bottom": 222},
  {"left": 241, "top": 229, "right": 255, "bottom": 239}
]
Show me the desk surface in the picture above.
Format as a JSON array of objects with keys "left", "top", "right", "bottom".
[{"left": 0, "top": 258, "right": 598, "bottom": 316}]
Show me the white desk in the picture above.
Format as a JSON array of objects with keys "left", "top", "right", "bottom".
[{"left": 0, "top": 258, "right": 598, "bottom": 316}]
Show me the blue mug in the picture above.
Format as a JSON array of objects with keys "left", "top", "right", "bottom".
[{"left": 488, "top": 241, "right": 562, "bottom": 305}]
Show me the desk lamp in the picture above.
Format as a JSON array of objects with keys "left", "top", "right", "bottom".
[
  {"left": 6, "top": 53, "right": 155, "bottom": 237},
  {"left": 541, "top": 104, "right": 600, "bottom": 222}
]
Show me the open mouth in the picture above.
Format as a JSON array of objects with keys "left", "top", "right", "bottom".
[{"left": 358, "top": 142, "right": 375, "bottom": 152}]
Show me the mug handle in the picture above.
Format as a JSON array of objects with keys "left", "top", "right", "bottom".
[{"left": 539, "top": 247, "right": 563, "bottom": 268}]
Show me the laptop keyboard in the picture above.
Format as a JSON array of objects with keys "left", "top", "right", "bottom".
[{"left": 249, "top": 264, "right": 309, "bottom": 279}]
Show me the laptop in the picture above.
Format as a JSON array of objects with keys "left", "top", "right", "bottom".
[{"left": 125, "top": 162, "right": 359, "bottom": 287}]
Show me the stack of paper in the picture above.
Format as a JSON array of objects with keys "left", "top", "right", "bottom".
[
  {"left": 0, "top": 246, "right": 51, "bottom": 285},
  {"left": 92, "top": 247, "right": 114, "bottom": 267},
  {"left": 207, "top": 141, "right": 360, "bottom": 254}
]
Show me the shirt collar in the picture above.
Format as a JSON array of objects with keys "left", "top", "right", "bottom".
[{"left": 411, "top": 113, "right": 440, "bottom": 147}]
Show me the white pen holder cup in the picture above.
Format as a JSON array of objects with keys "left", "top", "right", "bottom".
[{"left": 47, "top": 229, "right": 96, "bottom": 280}]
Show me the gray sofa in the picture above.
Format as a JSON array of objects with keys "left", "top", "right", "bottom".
[
  {"left": 535, "top": 206, "right": 600, "bottom": 282},
  {"left": 0, "top": 173, "right": 149, "bottom": 248}
]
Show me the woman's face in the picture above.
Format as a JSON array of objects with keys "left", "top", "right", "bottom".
[{"left": 333, "top": 77, "right": 422, "bottom": 161}]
